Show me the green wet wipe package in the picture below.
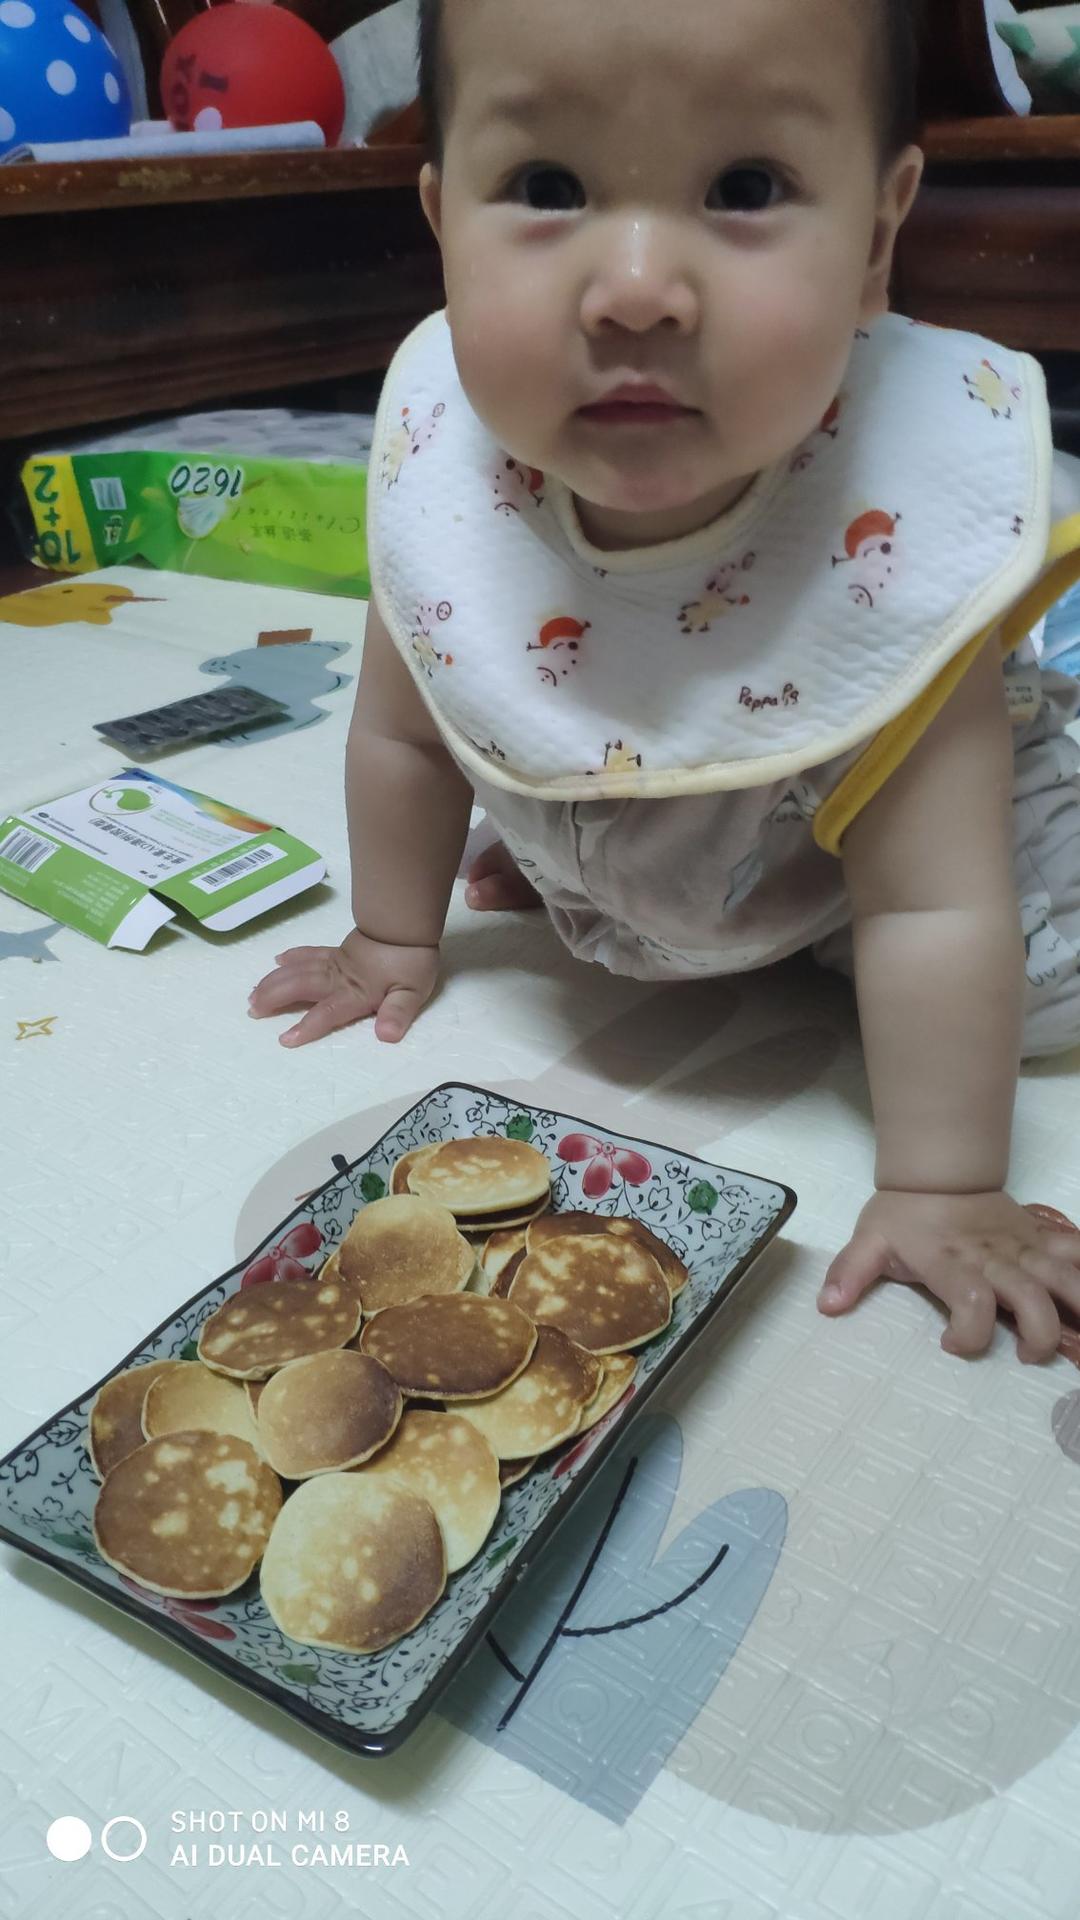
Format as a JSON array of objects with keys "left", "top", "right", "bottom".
[
  {"left": 0, "top": 769, "right": 326, "bottom": 950},
  {"left": 17, "top": 410, "right": 372, "bottom": 600}
]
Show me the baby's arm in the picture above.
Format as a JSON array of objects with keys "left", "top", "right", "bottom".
[
  {"left": 819, "top": 636, "right": 1080, "bottom": 1358},
  {"left": 249, "top": 598, "right": 473, "bottom": 1046}
]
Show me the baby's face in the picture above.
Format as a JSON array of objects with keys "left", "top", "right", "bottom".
[{"left": 421, "top": 0, "right": 922, "bottom": 550}]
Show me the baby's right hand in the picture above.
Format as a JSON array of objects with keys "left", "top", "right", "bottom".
[{"left": 248, "top": 928, "right": 439, "bottom": 1048}]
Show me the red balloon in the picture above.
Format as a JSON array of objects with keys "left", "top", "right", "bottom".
[{"left": 161, "top": 4, "right": 346, "bottom": 147}]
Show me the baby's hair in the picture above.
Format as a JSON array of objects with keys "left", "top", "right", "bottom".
[
  {"left": 417, "top": 0, "right": 925, "bottom": 170},
  {"left": 876, "top": 0, "right": 926, "bottom": 161}
]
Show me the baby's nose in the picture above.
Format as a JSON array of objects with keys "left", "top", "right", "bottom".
[{"left": 580, "top": 214, "right": 699, "bottom": 336}]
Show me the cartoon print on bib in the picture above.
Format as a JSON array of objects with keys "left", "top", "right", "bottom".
[
  {"left": 493, "top": 457, "right": 545, "bottom": 515},
  {"left": 527, "top": 615, "right": 591, "bottom": 685},
  {"left": 411, "top": 599, "right": 455, "bottom": 676},
  {"left": 964, "top": 359, "right": 1022, "bottom": 421},
  {"left": 832, "top": 508, "right": 902, "bottom": 609},
  {"left": 738, "top": 682, "right": 801, "bottom": 716},
  {"left": 381, "top": 401, "right": 447, "bottom": 488},
  {"left": 678, "top": 551, "right": 756, "bottom": 634},
  {"left": 602, "top": 739, "right": 642, "bottom": 773},
  {"left": 790, "top": 394, "right": 846, "bottom": 474}
]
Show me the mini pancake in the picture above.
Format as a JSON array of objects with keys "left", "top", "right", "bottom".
[
  {"left": 197, "top": 1279, "right": 362, "bottom": 1380},
  {"left": 317, "top": 1249, "right": 341, "bottom": 1285},
  {"left": 94, "top": 1431, "right": 282, "bottom": 1599},
  {"left": 491, "top": 1248, "right": 526, "bottom": 1299},
  {"left": 142, "top": 1361, "right": 262, "bottom": 1452},
  {"left": 260, "top": 1473, "right": 445, "bottom": 1652},
  {"left": 455, "top": 1325, "right": 601, "bottom": 1457},
  {"left": 353, "top": 1409, "right": 500, "bottom": 1571},
  {"left": 499, "top": 1456, "right": 537, "bottom": 1487},
  {"left": 576, "top": 1352, "right": 637, "bottom": 1431},
  {"left": 390, "top": 1146, "right": 435, "bottom": 1196},
  {"left": 456, "top": 1195, "right": 552, "bottom": 1235},
  {"left": 405, "top": 1135, "right": 550, "bottom": 1217},
  {"left": 89, "top": 1359, "right": 184, "bottom": 1480},
  {"left": 254, "top": 1349, "right": 402, "bottom": 1479},
  {"left": 527, "top": 1212, "right": 689, "bottom": 1295},
  {"left": 337, "top": 1194, "right": 474, "bottom": 1314},
  {"left": 359, "top": 1293, "right": 536, "bottom": 1399},
  {"left": 481, "top": 1227, "right": 528, "bottom": 1286},
  {"left": 509, "top": 1236, "right": 671, "bottom": 1353}
]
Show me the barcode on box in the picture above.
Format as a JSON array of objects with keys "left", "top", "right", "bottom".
[
  {"left": 0, "top": 826, "right": 57, "bottom": 874},
  {"left": 90, "top": 476, "right": 126, "bottom": 511},
  {"left": 190, "top": 843, "right": 285, "bottom": 894}
]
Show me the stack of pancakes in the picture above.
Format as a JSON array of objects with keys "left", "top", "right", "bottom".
[
  {"left": 390, "top": 1134, "right": 553, "bottom": 1233},
  {"left": 87, "top": 1135, "right": 688, "bottom": 1657}
]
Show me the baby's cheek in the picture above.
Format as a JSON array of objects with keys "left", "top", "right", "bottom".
[
  {"left": 722, "top": 251, "right": 859, "bottom": 389},
  {"left": 451, "top": 295, "right": 562, "bottom": 452},
  {"left": 724, "top": 308, "right": 852, "bottom": 460}
]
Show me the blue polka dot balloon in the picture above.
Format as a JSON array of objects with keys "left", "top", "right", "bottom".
[{"left": 0, "top": 0, "right": 131, "bottom": 155}]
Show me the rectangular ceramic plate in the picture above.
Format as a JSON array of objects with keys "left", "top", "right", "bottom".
[{"left": 0, "top": 1083, "right": 796, "bottom": 1756}]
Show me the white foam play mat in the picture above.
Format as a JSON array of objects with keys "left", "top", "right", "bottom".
[{"left": 3, "top": 566, "right": 1080, "bottom": 1919}]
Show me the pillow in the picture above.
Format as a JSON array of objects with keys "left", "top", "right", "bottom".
[{"left": 996, "top": 7, "right": 1080, "bottom": 110}]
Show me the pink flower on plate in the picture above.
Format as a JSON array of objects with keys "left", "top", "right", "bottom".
[
  {"left": 240, "top": 1220, "right": 323, "bottom": 1290},
  {"left": 119, "top": 1576, "right": 236, "bottom": 1641},
  {"left": 556, "top": 1133, "right": 652, "bottom": 1200}
]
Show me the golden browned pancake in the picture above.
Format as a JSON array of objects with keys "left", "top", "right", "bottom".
[
  {"left": 406, "top": 1136, "right": 550, "bottom": 1216},
  {"left": 491, "top": 1247, "right": 527, "bottom": 1299},
  {"left": 576, "top": 1352, "right": 637, "bottom": 1431},
  {"left": 94, "top": 1431, "right": 282, "bottom": 1598},
  {"left": 527, "top": 1212, "right": 689, "bottom": 1294},
  {"left": 197, "top": 1279, "right": 361, "bottom": 1380},
  {"left": 455, "top": 1196, "right": 552, "bottom": 1234},
  {"left": 353, "top": 1409, "right": 500, "bottom": 1571},
  {"left": 359, "top": 1293, "right": 537, "bottom": 1398},
  {"left": 142, "top": 1361, "right": 262, "bottom": 1452},
  {"left": 499, "top": 1456, "right": 537, "bottom": 1487},
  {"left": 337, "top": 1194, "right": 474, "bottom": 1314},
  {"left": 260, "top": 1473, "right": 445, "bottom": 1652},
  {"left": 390, "top": 1146, "right": 435, "bottom": 1196},
  {"left": 455, "top": 1324, "right": 600, "bottom": 1457},
  {"left": 89, "top": 1359, "right": 184, "bottom": 1480},
  {"left": 481, "top": 1227, "right": 528, "bottom": 1286},
  {"left": 254, "top": 1349, "right": 402, "bottom": 1479},
  {"left": 509, "top": 1235, "right": 671, "bottom": 1353},
  {"left": 317, "top": 1250, "right": 341, "bottom": 1285}
]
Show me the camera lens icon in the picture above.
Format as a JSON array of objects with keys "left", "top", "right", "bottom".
[{"left": 46, "top": 1815, "right": 148, "bottom": 1863}]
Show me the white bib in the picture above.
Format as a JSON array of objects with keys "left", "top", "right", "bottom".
[{"left": 368, "top": 310, "right": 1052, "bottom": 801}]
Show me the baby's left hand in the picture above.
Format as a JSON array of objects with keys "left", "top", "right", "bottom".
[{"left": 819, "top": 1189, "right": 1080, "bottom": 1361}]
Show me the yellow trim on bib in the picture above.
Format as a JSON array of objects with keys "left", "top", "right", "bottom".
[{"left": 814, "top": 514, "right": 1080, "bottom": 857}]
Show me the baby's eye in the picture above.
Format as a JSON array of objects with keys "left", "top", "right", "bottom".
[
  {"left": 706, "top": 166, "right": 786, "bottom": 214},
  {"left": 508, "top": 165, "right": 586, "bottom": 212}
]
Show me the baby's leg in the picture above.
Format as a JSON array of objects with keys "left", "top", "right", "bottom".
[
  {"left": 465, "top": 839, "right": 544, "bottom": 912},
  {"left": 458, "top": 811, "right": 544, "bottom": 911}
]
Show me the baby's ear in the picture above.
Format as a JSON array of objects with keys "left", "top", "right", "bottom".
[
  {"left": 419, "top": 163, "right": 444, "bottom": 245},
  {"left": 860, "top": 143, "right": 924, "bottom": 323}
]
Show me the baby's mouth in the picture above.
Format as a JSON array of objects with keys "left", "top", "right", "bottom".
[{"left": 577, "top": 382, "right": 699, "bottom": 427}]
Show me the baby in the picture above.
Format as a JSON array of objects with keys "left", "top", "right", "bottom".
[{"left": 251, "top": 0, "right": 1080, "bottom": 1361}]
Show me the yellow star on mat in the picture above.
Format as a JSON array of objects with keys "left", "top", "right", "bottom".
[{"left": 16, "top": 1015, "right": 57, "bottom": 1040}]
